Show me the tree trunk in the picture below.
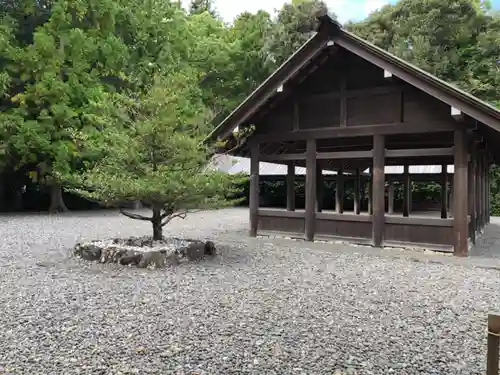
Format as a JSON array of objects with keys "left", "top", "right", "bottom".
[
  {"left": 152, "top": 205, "right": 162, "bottom": 240},
  {"left": 49, "top": 183, "right": 68, "bottom": 213}
]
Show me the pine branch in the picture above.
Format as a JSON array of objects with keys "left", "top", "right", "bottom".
[
  {"left": 120, "top": 208, "right": 152, "bottom": 221},
  {"left": 161, "top": 210, "right": 200, "bottom": 227}
]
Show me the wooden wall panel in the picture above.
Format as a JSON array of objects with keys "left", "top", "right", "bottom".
[
  {"left": 384, "top": 223, "right": 453, "bottom": 246},
  {"left": 298, "top": 58, "right": 342, "bottom": 95},
  {"left": 258, "top": 215, "right": 305, "bottom": 234},
  {"left": 255, "top": 100, "right": 294, "bottom": 134},
  {"left": 315, "top": 216, "right": 372, "bottom": 239},
  {"left": 403, "top": 86, "right": 451, "bottom": 123},
  {"left": 347, "top": 93, "right": 396, "bottom": 126},
  {"left": 346, "top": 64, "right": 391, "bottom": 90},
  {"left": 299, "top": 97, "right": 341, "bottom": 129}
]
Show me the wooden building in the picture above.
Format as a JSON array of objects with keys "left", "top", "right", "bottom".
[{"left": 209, "top": 15, "right": 500, "bottom": 256}]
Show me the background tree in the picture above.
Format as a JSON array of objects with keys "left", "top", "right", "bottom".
[
  {"left": 267, "top": 0, "right": 331, "bottom": 65},
  {"left": 189, "top": 0, "right": 216, "bottom": 17},
  {"left": 0, "top": 0, "right": 129, "bottom": 211}
]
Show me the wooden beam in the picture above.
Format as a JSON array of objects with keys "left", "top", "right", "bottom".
[
  {"left": 354, "top": 168, "right": 361, "bottom": 215},
  {"left": 388, "top": 182, "right": 394, "bottom": 215},
  {"left": 453, "top": 127, "right": 468, "bottom": 256},
  {"left": 385, "top": 147, "right": 454, "bottom": 158},
  {"left": 385, "top": 216, "right": 453, "bottom": 227},
  {"left": 372, "top": 135, "right": 385, "bottom": 247},
  {"left": 487, "top": 314, "right": 500, "bottom": 375},
  {"left": 260, "top": 153, "right": 305, "bottom": 162},
  {"left": 286, "top": 162, "right": 295, "bottom": 211},
  {"left": 403, "top": 164, "right": 410, "bottom": 217},
  {"left": 251, "top": 121, "right": 457, "bottom": 143},
  {"left": 299, "top": 84, "right": 404, "bottom": 103},
  {"left": 317, "top": 150, "right": 372, "bottom": 160},
  {"left": 335, "top": 166, "right": 344, "bottom": 214},
  {"left": 305, "top": 139, "right": 317, "bottom": 241},
  {"left": 441, "top": 164, "right": 448, "bottom": 219},
  {"left": 249, "top": 143, "right": 260, "bottom": 237}
]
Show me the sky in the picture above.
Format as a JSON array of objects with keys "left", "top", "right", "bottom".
[{"left": 182, "top": 0, "right": 500, "bottom": 24}]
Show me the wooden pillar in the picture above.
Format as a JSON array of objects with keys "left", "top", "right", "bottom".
[
  {"left": 316, "top": 164, "right": 323, "bottom": 213},
  {"left": 468, "top": 156, "right": 476, "bottom": 244},
  {"left": 335, "top": 166, "right": 344, "bottom": 214},
  {"left": 487, "top": 314, "right": 500, "bottom": 375},
  {"left": 468, "top": 157, "right": 475, "bottom": 244},
  {"left": 286, "top": 162, "right": 295, "bottom": 211},
  {"left": 453, "top": 128, "right": 468, "bottom": 256},
  {"left": 483, "top": 153, "right": 488, "bottom": 229},
  {"left": 372, "top": 135, "right": 385, "bottom": 247},
  {"left": 388, "top": 182, "right": 394, "bottom": 215},
  {"left": 441, "top": 164, "right": 448, "bottom": 219},
  {"left": 487, "top": 162, "right": 491, "bottom": 224},
  {"left": 403, "top": 164, "right": 410, "bottom": 217},
  {"left": 305, "top": 139, "right": 317, "bottom": 241},
  {"left": 368, "top": 179, "right": 373, "bottom": 215},
  {"left": 478, "top": 154, "right": 484, "bottom": 232},
  {"left": 475, "top": 152, "right": 480, "bottom": 234},
  {"left": 354, "top": 168, "right": 360, "bottom": 215},
  {"left": 249, "top": 143, "right": 260, "bottom": 237}
]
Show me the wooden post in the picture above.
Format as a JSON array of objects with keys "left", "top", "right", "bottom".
[
  {"left": 483, "top": 156, "right": 488, "bottom": 229},
  {"left": 441, "top": 164, "right": 448, "bottom": 219},
  {"left": 403, "top": 164, "right": 410, "bottom": 217},
  {"left": 478, "top": 154, "right": 484, "bottom": 232},
  {"left": 453, "top": 128, "right": 468, "bottom": 256},
  {"left": 372, "top": 135, "right": 385, "bottom": 247},
  {"left": 487, "top": 314, "right": 500, "bottom": 375},
  {"left": 316, "top": 164, "right": 323, "bottom": 213},
  {"left": 286, "top": 162, "right": 295, "bottom": 211},
  {"left": 487, "top": 162, "right": 491, "bottom": 224},
  {"left": 475, "top": 152, "right": 480, "bottom": 234},
  {"left": 335, "top": 166, "right": 344, "bottom": 214},
  {"left": 249, "top": 143, "right": 260, "bottom": 237},
  {"left": 368, "top": 179, "right": 373, "bottom": 215},
  {"left": 469, "top": 157, "right": 476, "bottom": 244},
  {"left": 388, "top": 182, "right": 394, "bottom": 215},
  {"left": 305, "top": 139, "right": 317, "bottom": 241},
  {"left": 354, "top": 168, "right": 360, "bottom": 215}
]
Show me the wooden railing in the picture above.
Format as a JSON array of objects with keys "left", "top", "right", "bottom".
[{"left": 488, "top": 314, "right": 500, "bottom": 375}]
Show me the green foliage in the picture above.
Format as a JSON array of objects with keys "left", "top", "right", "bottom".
[{"left": 59, "top": 70, "right": 247, "bottom": 237}]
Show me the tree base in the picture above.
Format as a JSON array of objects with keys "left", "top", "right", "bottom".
[
  {"left": 73, "top": 236, "right": 217, "bottom": 269},
  {"left": 49, "top": 183, "right": 69, "bottom": 213}
]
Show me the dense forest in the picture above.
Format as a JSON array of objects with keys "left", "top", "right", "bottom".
[{"left": 0, "top": 0, "right": 499, "bottom": 213}]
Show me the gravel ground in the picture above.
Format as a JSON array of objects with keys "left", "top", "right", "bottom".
[{"left": 0, "top": 208, "right": 499, "bottom": 375}]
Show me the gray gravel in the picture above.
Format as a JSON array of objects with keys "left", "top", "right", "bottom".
[{"left": 0, "top": 208, "right": 499, "bottom": 375}]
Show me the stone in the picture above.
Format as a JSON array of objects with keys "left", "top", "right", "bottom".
[
  {"left": 183, "top": 242, "right": 206, "bottom": 261},
  {"left": 74, "top": 244, "right": 102, "bottom": 261},
  {"left": 100, "top": 247, "right": 129, "bottom": 263},
  {"left": 138, "top": 250, "right": 180, "bottom": 269},
  {"left": 119, "top": 253, "right": 143, "bottom": 266},
  {"left": 204, "top": 241, "right": 216, "bottom": 256}
]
